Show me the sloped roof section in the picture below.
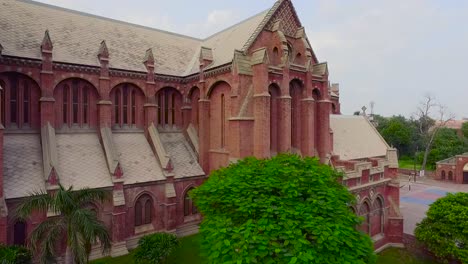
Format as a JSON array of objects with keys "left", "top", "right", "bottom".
[
  {"left": 112, "top": 133, "right": 165, "bottom": 185},
  {"left": 330, "top": 115, "right": 390, "bottom": 161},
  {"left": 56, "top": 133, "right": 112, "bottom": 189},
  {"left": 3, "top": 134, "right": 46, "bottom": 199},
  {"left": 0, "top": 0, "right": 200, "bottom": 75}
]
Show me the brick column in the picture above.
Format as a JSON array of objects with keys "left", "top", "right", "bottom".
[
  {"left": 144, "top": 48, "right": 157, "bottom": 131},
  {"left": 252, "top": 48, "right": 270, "bottom": 158},
  {"left": 300, "top": 97, "right": 315, "bottom": 157},
  {"left": 317, "top": 100, "right": 331, "bottom": 161},
  {"left": 97, "top": 40, "right": 112, "bottom": 128},
  {"left": 40, "top": 30, "right": 55, "bottom": 127},
  {"left": 163, "top": 175, "right": 177, "bottom": 231},
  {"left": 278, "top": 96, "right": 291, "bottom": 153},
  {"left": 198, "top": 98, "right": 210, "bottom": 173}
]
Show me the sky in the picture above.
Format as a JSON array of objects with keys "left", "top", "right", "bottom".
[{"left": 35, "top": 0, "right": 468, "bottom": 119}]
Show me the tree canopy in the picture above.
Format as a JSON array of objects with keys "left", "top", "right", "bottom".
[
  {"left": 15, "top": 184, "right": 111, "bottom": 264},
  {"left": 415, "top": 192, "right": 468, "bottom": 263},
  {"left": 462, "top": 122, "right": 468, "bottom": 139},
  {"left": 191, "top": 154, "right": 376, "bottom": 264}
]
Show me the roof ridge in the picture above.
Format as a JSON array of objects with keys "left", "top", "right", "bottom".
[
  {"left": 202, "top": 9, "right": 271, "bottom": 41},
  {"left": 21, "top": 0, "right": 203, "bottom": 41}
]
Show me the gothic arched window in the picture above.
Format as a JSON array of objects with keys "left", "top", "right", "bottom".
[
  {"left": 111, "top": 84, "right": 143, "bottom": 128},
  {"left": 135, "top": 194, "right": 153, "bottom": 227},
  {"left": 0, "top": 73, "right": 40, "bottom": 129},
  {"left": 55, "top": 78, "right": 97, "bottom": 128},
  {"left": 184, "top": 188, "right": 198, "bottom": 217}
]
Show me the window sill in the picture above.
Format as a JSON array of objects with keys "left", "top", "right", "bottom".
[{"left": 134, "top": 223, "right": 154, "bottom": 235}]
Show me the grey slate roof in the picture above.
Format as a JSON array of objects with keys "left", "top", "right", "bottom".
[
  {"left": 112, "top": 132, "right": 165, "bottom": 184},
  {"left": 3, "top": 134, "right": 46, "bottom": 199},
  {"left": 159, "top": 132, "right": 204, "bottom": 178},
  {"left": 56, "top": 133, "right": 113, "bottom": 189},
  {"left": 330, "top": 115, "right": 390, "bottom": 161},
  {"left": 0, "top": 0, "right": 272, "bottom": 76}
]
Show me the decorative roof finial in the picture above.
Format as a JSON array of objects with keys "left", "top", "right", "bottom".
[
  {"left": 41, "top": 29, "right": 53, "bottom": 51},
  {"left": 143, "top": 48, "right": 154, "bottom": 64},
  {"left": 98, "top": 40, "right": 109, "bottom": 59}
]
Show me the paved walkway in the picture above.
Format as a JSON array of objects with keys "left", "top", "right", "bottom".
[{"left": 399, "top": 175, "right": 468, "bottom": 235}]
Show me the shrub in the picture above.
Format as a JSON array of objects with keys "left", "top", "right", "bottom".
[
  {"left": 415, "top": 192, "right": 468, "bottom": 263},
  {"left": 134, "top": 233, "right": 179, "bottom": 264},
  {"left": 0, "top": 244, "right": 32, "bottom": 264},
  {"left": 191, "top": 154, "right": 376, "bottom": 264}
]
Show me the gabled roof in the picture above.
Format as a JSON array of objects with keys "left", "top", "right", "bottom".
[
  {"left": 0, "top": 0, "right": 315, "bottom": 76},
  {"left": 330, "top": 115, "right": 390, "bottom": 161}
]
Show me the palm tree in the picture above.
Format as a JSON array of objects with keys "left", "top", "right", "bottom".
[{"left": 15, "top": 184, "right": 112, "bottom": 264}]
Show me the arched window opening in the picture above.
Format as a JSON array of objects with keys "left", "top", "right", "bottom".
[
  {"left": 287, "top": 43, "right": 293, "bottom": 62},
  {"left": 13, "top": 221, "right": 26, "bottom": 246},
  {"left": 221, "top": 94, "right": 225, "bottom": 148},
  {"left": 332, "top": 103, "right": 337, "bottom": 114},
  {"left": 295, "top": 53, "right": 302, "bottom": 64},
  {"left": 135, "top": 194, "right": 153, "bottom": 227},
  {"left": 272, "top": 47, "right": 280, "bottom": 65},
  {"left": 111, "top": 84, "right": 143, "bottom": 128},
  {"left": 184, "top": 188, "right": 198, "bottom": 217},
  {"left": 269, "top": 84, "right": 280, "bottom": 154},
  {"left": 156, "top": 88, "right": 182, "bottom": 129},
  {"left": 189, "top": 87, "right": 200, "bottom": 132},
  {"left": 290, "top": 81, "right": 303, "bottom": 151},
  {"left": 448, "top": 171, "right": 453, "bottom": 181},
  {"left": 441, "top": 170, "right": 446, "bottom": 180},
  {"left": 371, "top": 198, "right": 384, "bottom": 236},
  {"left": 1, "top": 73, "right": 40, "bottom": 129},
  {"left": 359, "top": 202, "right": 371, "bottom": 234},
  {"left": 55, "top": 79, "right": 95, "bottom": 129}
]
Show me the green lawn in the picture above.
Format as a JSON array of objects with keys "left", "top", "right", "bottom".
[
  {"left": 90, "top": 234, "right": 204, "bottom": 264},
  {"left": 398, "top": 159, "right": 434, "bottom": 172},
  {"left": 91, "top": 235, "right": 436, "bottom": 264}
]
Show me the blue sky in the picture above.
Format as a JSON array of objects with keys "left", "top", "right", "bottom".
[{"left": 35, "top": 0, "right": 468, "bottom": 119}]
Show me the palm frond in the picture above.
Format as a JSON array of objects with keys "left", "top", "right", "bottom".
[
  {"left": 15, "top": 190, "right": 53, "bottom": 221},
  {"left": 72, "top": 188, "right": 111, "bottom": 207},
  {"left": 27, "top": 216, "right": 65, "bottom": 263},
  {"left": 70, "top": 208, "right": 112, "bottom": 256}
]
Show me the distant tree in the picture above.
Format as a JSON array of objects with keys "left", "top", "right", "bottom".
[
  {"left": 191, "top": 154, "right": 376, "bottom": 264},
  {"left": 378, "top": 116, "right": 414, "bottom": 157},
  {"left": 415, "top": 193, "right": 468, "bottom": 263},
  {"left": 413, "top": 94, "right": 453, "bottom": 175},
  {"left": 419, "top": 128, "right": 468, "bottom": 168},
  {"left": 15, "top": 185, "right": 111, "bottom": 264},
  {"left": 462, "top": 122, "right": 468, "bottom": 139}
]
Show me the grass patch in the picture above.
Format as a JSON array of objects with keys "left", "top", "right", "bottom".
[
  {"left": 90, "top": 234, "right": 204, "bottom": 264},
  {"left": 398, "top": 159, "right": 434, "bottom": 172},
  {"left": 377, "top": 248, "right": 438, "bottom": 264},
  {"left": 92, "top": 236, "right": 435, "bottom": 264}
]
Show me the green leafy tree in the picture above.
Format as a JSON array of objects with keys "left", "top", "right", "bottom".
[
  {"left": 0, "top": 244, "right": 31, "bottom": 264},
  {"left": 418, "top": 128, "right": 468, "bottom": 169},
  {"left": 378, "top": 116, "right": 415, "bottom": 157},
  {"left": 15, "top": 184, "right": 111, "bottom": 264},
  {"left": 134, "top": 233, "right": 179, "bottom": 264},
  {"left": 462, "top": 122, "right": 468, "bottom": 139},
  {"left": 415, "top": 192, "right": 468, "bottom": 263},
  {"left": 191, "top": 154, "right": 376, "bottom": 264}
]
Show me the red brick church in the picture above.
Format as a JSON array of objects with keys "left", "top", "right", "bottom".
[{"left": 0, "top": 0, "right": 403, "bottom": 258}]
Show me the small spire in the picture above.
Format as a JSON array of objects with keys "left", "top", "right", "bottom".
[
  {"left": 41, "top": 30, "right": 53, "bottom": 51},
  {"left": 143, "top": 48, "right": 154, "bottom": 64},
  {"left": 98, "top": 40, "right": 109, "bottom": 59}
]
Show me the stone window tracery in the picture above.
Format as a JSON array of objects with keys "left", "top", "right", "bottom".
[
  {"left": 0, "top": 73, "right": 40, "bottom": 129},
  {"left": 156, "top": 87, "right": 182, "bottom": 129},
  {"left": 184, "top": 188, "right": 198, "bottom": 217},
  {"left": 135, "top": 194, "right": 153, "bottom": 227},
  {"left": 111, "top": 83, "right": 142, "bottom": 128},
  {"left": 55, "top": 79, "right": 95, "bottom": 128}
]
